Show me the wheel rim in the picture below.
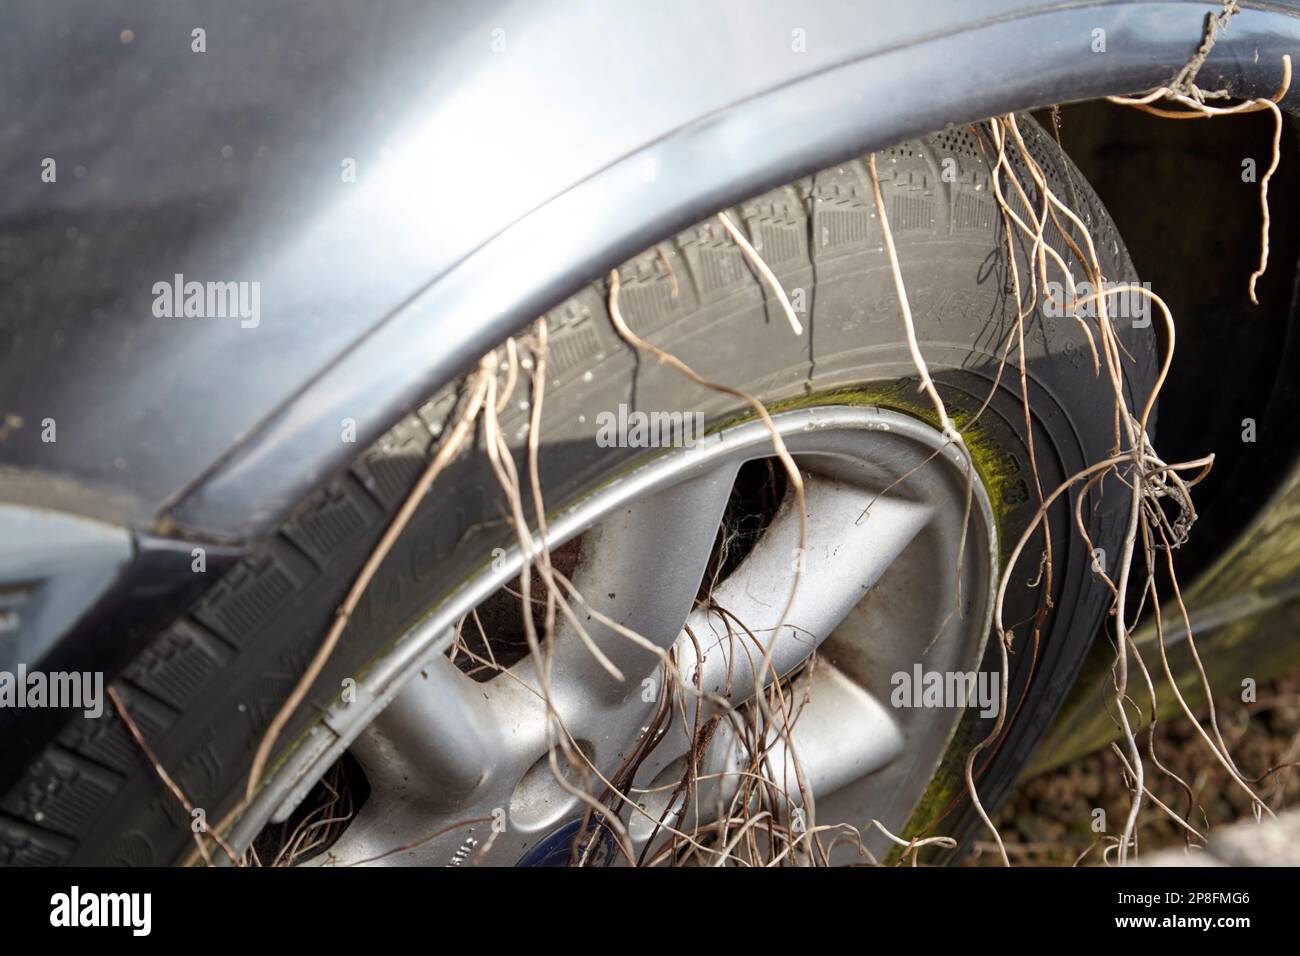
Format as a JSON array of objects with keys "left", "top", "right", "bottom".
[{"left": 259, "top": 403, "right": 999, "bottom": 865}]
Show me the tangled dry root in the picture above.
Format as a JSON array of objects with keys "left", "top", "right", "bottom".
[
  {"left": 947, "top": 50, "right": 1290, "bottom": 862},
  {"left": 155, "top": 37, "right": 1291, "bottom": 867}
]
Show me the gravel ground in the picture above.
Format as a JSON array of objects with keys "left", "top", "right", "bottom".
[{"left": 966, "top": 668, "right": 1300, "bottom": 865}]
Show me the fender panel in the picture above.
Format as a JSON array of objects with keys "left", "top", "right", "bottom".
[{"left": 171, "top": 0, "right": 1300, "bottom": 538}]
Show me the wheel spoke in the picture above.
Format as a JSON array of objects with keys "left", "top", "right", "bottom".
[
  {"left": 629, "top": 662, "right": 905, "bottom": 843},
  {"left": 681, "top": 472, "right": 932, "bottom": 702},
  {"left": 762, "top": 662, "right": 905, "bottom": 807},
  {"left": 532, "top": 464, "right": 739, "bottom": 708},
  {"left": 349, "top": 653, "right": 501, "bottom": 810}
]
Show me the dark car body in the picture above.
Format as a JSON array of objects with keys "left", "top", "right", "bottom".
[{"left": 3, "top": 0, "right": 1300, "bottom": 793}]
